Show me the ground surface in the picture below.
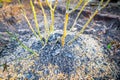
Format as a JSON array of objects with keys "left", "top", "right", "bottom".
[{"left": 0, "top": 0, "right": 120, "bottom": 80}]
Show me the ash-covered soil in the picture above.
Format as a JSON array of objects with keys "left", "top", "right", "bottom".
[{"left": 0, "top": 1, "right": 120, "bottom": 80}]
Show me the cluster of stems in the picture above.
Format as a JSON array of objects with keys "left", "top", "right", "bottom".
[
  {"left": 61, "top": 0, "right": 110, "bottom": 46},
  {"left": 18, "top": 0, "right": 110, "bottom": 48},
  {"left": 5, "top": 0, "right": 110, "bottom": 60}
]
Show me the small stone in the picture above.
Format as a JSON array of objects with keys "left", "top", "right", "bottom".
[
  {"left": 43, "top": 69, "right": 49, "bottom": 76},
  {"left": 65, "top": 53, "right": 73, "bottom": 58},
  {"left": 52, "top": 49, "right": 61, "bottom": 56},
  {"left": 54, "top": 69, "right": 60, "bottom": 75}
]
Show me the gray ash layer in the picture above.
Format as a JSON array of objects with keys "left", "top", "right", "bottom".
[{"left": 0, "top": 30, "right": 118, "bottom": 79}]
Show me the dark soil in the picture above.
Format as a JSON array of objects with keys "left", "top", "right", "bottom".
[{"left": 0, "top": 1, "right": 120, "bottom": 79}]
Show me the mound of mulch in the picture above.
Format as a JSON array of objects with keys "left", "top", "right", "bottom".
[{"left": 0, "top": 1, "right": 120, "bottom": 79}]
